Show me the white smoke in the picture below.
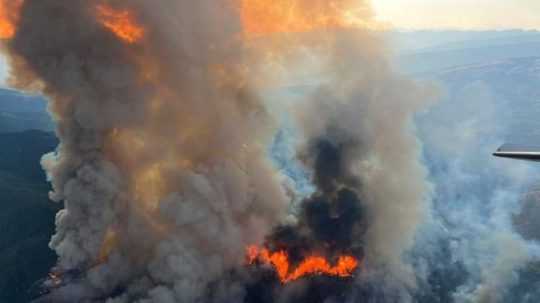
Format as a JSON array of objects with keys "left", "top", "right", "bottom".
[{"left": 415, "top": 73, "right": 540, "bottom": 302}]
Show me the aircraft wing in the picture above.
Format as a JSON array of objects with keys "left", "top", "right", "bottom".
[{"left": 493, "top": 144, "right": 540, "bottom": 161}]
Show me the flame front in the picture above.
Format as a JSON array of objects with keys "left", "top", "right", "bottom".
[
  {"left": 247, "top": 245, "right": 359, "bottom": 283},
  {"left": 96, "top": 3, "right": 145, "bottom": 43},
  {"left": 0, "top": 0, "right": 23, "bottom": 39}
]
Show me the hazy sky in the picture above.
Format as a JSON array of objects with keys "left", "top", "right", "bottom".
[{"left": 373, "top": 0, "right": 540, "bottom": 30}]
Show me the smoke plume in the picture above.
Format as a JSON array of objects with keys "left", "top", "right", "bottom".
[
  {"left": 291, "top": 28, "right": 433, "bottom": 283},
  {"left": 414, "top": 70, "right": 540, "bottom": 302},
  {"left": 0, "top": 0, "right": 433, "bottom": 302}
]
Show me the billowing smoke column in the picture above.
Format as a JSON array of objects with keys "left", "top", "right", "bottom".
[
  {"left": 3, "top": 1, "right": 289, "bottom": 302},
  {"left": 0, "top": 0, "right": 432, "bottom": 302},
  {"left": 251, "top": 0, "right": 432, "bottom": 286},
  {"left": 244, "top": 18, "right": 433, "bottom": 293},
  {"left": 292, "top": 29, "right": 433, "bottom": 283}
]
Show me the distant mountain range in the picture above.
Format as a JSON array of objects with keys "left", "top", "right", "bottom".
[
  {"left": 435, "top": 56, "right": 540, "bottom": 144},
  {"left": 0, "top": 87, "right": 58, "bottom": 302},
  {"left": 0, "top": 89, "right": 53, "bottom": 133},
  {"left": 0, "top": 131, "right": 58, "bottom": 303},
  {"left": 389, "top": 30, "right": 540, "bottom": 74}
]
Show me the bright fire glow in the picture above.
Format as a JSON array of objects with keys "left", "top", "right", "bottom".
[
  {"left": 97, "top": 228, "right": 118, "bottom": 264},
  {"left": 96, "top": 3, "right": 145, "bottom": 44},
  {"left": 0, "top": 0, "right": 24, "bottom": 39},
  {"left": 247, "top": 245, "right": 359, "bottom": 283},
  {"left": 240, "top": 0, "right": 376, "bottom": 36}
]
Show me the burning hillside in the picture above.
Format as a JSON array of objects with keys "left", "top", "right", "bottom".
[{"left": 0, "top": 0, "right": 431, "bottom": 302}]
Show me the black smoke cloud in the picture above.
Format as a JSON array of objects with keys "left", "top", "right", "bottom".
[
  {"left": 304, "top": 136, "right": 367, "bottom": 246},
  {"left": 274, "top": 136, "right": 366, "bottom": 253},
  {"left": 244, "top": 134, "right": 367, "bottom": 303}
]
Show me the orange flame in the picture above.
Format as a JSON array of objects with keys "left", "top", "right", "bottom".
[
  {"left": 246, "top": 245, "right": 359, "bottom": 283},
  {"left": 240, "top": 0, "right": 373, "bottom": 37},
  {"left": 0, "top": 0, "right": 23, "bottom": 39},
  {"left": 96, "top": 3, "right": 145, "bottom": 44}
]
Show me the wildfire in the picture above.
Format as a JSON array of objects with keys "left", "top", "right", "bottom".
[
  {"left": 95, "top": 3, "right": 145, "bottom": 44},
  {"left": 240, "top": 0, "right": 375, "bottom": 37},
  {"left": 0, "top": 0, "right": 23, "bottom": 39},
  {"left": 97, "top": 228, "right": 118, "bottom": 264},
  {"left": 246, "top": 245, "right": 359, "bottom": 283},
  {"left": 47, "top": 272, "right": 63, "bottom": 288}
]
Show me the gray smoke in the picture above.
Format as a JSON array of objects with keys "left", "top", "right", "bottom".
[
  {"left": 415, "top": 72, "right": 540, "bottom": 303},
  {"left": 2, "top": 0, "right": 435, "bottom": 302},
  {"left": 290, "top": 28, "right": 434, "bottom": 286},
  {"left": 4, "top": 1, "right": 288, "bottom": 302}
]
